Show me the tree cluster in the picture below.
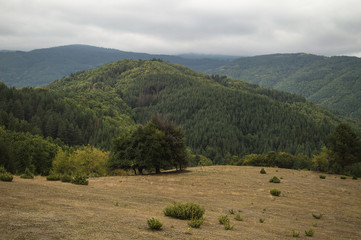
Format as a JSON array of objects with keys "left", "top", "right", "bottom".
[{"left": 108, "top": 115, "right": 188, "bottom": 174}]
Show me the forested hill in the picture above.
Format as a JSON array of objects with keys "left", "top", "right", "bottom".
[
  {"left": 0, "top": 45, "right": 233, "bottom": 88},
  {"left": 37, "top": 59, "right": 357, "bottom": 161},
  {"left": 207, "top": 53, "right": 361, "bottom": 119}
]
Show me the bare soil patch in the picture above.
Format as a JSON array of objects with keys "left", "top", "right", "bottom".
[{"left": 1, "top": 166, "right": 361, "bottom": 239}]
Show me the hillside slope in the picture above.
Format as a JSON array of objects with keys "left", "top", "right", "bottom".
[
  {"left": 208, "top": 53, "right": 361, "bottom": 119},
  {"left": 0, "top": 45, "right": 232, "bottom": 88},
  {"left": 46, "top": 59, "right": 356, "bottom": 160}
]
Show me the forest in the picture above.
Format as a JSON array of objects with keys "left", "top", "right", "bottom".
[
  {"left": 208, "top": 53, "right": 361, "bottom": 119},
  {"left": 1, "top": 59, "right": 360, "bottom": 177}
]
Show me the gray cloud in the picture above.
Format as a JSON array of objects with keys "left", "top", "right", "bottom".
[{"left": 1, "top": 0, "right": 361, "bottom": 56}]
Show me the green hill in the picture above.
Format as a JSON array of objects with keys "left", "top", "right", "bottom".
[
  {"left": 207, "top": 53, "right": 361, "bottom": 119},
  {"left": 1, "top": 59, "right": 359, "bottom": 163},
  {"left": 0, "top": 45, "right": 232, "bottom": 88}
]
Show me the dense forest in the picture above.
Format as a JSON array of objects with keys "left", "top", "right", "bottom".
[
  {"left": 207, "top": 53, "right": 361, "bottom": 119},
  {"left": 1, "top": 59, "right": 360, "bottom": 176}
]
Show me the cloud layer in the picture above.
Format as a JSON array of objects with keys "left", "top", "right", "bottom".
[{"left": 1, "top": 0, "right": 361, "bottom": 56}]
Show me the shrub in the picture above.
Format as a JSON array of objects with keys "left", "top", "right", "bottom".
[
  {"left": 0, "top": 172, "right": 13, "bottom": 182},
  {"left": 223, "top": 221, "right": 233, "bottom": 230},
  {"left": 61, "top": 174, "right": 72, "bottom": 183},
  {"left": 259, "top": 218, "right": 265, "bottom": 223},
  {"left": 218, "top": 215, "right": 230, "bottom": 225},
  {"left": 352, "top": 176, "right": 358, "bottom": 180},
  {"left": 0, "top": 166, "right": 7, "bottom": 174},
  {"left": 234, "top": 214, "right": 243, "bottom": 221},
  {"left": 71, "top": 174, "right": 89, "bottom": 185},
  {"left": 292, "top": 230, "right": 300, "bottom": 237},
  {"left": 188, "top": 218, "right": 204, "bottom": 228},
  {"left": 305, "top": 228, "right": 314, "bottom": 237},
  {"left": 46, "top": 174, "right": 60, "bottom": 181},
  {"left": 312, "top": 213, "right": 323, "bottom": 219},
  {"left": 269, "top": 176, "right": 281, "bottom": 183},
  {"left": 147, "top": 217, "right": 163, "bottom": 230},
  {"left": 260, "top": 168, "right": 267, "bottom": 174},
  {"left": 270, "top": 188, "right": 281, "bottom": 196},
  {"left": 20, "top": 168, "right": 34, "bottom": 179},
  {"left": 163, "top": 202, "right": 205, "bottom": 220},
  {"left": 228, "top": 209, "right": 235, "bottom": 214},
  {"left": 340, "top": 176, "right": 346, "bottom": 179},
  {"left": 319, "top": 175, "right": 326, "bottom": 179}
]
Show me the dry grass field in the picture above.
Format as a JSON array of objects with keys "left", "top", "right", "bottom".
[{"left": 1, "top": 166, "right": 361, "bottom": 240}]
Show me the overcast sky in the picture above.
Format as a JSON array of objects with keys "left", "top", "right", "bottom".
[{"left": 1, "top": 0, "right": 361, "bottom": 56}]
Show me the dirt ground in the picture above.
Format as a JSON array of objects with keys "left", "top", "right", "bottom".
[{"left": 1, "top": 166, "right": 361, "bottom": 240}]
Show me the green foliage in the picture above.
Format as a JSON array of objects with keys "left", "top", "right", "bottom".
[
  {"left": 340, "top": 176, "right": 347, "bottom": 180},
  {"left": 327, "top": 123, "right": 361, "bottom": 168},
  {"left": 46, "top": 172, "right": 60, "bottom": 181},
  {"left": 270, "top": 188, "right": 281, "bottom": 196},
  {"left": 234, "top": 214, "right": 243, "bottom": 221},
  {"left": 188, "top": 218, "right": 204, "bottom": 228},
  {"left": 260, "top": 168, "right": 266, "bottom": 174},
  {"left": 109, "top": 115, "right": 187, "bottom": 174},
  {"left": 0, "top": 167, "right": 13, "bottom": 182},
  {"left": 163, "top": 202, "right": 205, "bottom": 220},
  {"left": 208, "top": 53, "right": 361, "bottom": 119},
  {"left": 71, "top": 174, "right": 89, "bottom": 185},
  {"left": 292, "top": 230, "right": 300, "bottom": 237},
  {"left": 305, "top": 228, "right": 315, "bottom": 237},
  {"left": 218, "top": 215, "right": 230, "bottom": 225},
  {"left": 319, "top": 175, "right": 326, "bottom": 179},
  {"left": 312, "top": 213, "right": 323, "bottom": 219},
  {"left": 60, "top": 174, "right": 72, "bottom": 183},
  {"left": 147, "top": 217, "right": 163, "bottom": 230},
  {"left": 20, "top": 168, "right": 34, "bottom": 179},
  {"left": 269, "top": 176, "right": 281, "bottom": 183},
  {"left": 259, "top": 218, "right": 265, "bottom": 223},
  {"left": 242, "top": 152, "right": 312, "bottom": 170}
]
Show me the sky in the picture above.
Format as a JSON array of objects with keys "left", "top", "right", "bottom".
[{"left": 1, "top": 0, "right": 361, "bottom": 57}]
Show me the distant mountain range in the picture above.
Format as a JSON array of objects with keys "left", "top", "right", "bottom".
[
  {"left": 208, "top": 53, "right": 361, "bottom": 119},
  {"left": 0, "top": 44, "right": 235, "bottom": 88},
  {"left": 1, "top": 45, "right": 360, "bottom": 120}
]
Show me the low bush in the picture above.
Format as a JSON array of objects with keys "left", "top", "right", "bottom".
[
  {"left": 71, "top": 174, "right": 88, "bottom": 185},
  {"left": 234, "top": 214, "right": 243, "bottom": 221},
  {"left": 352, "top": 176, "right": 358, "bottom": 180},
  {"left": 20, "top": 168, "right": 34, "bottom": 179},
  {"left": 305, "top": 228, "right": 314, "bottom": 237},
  {"left": 259, "top": 218, "right": 265, "bottom": 223},
  {"left": 223, "top": 221, "right": 233, "bottom": 230},
  {"left": 163, "top": 202, "right": 205, "bottom": 220},
  {"left": 147, "top": 217, "right": 163, "bottom": 230},
  {"left": 292, "top": 230, "right": 300, "bottom": 237},
  {"left": 260, "top": 168, "right": 267, "bottom": 174},
  {"left": 270, "top": 188, "right": 281, "bottom": 196},
  {"left": 340, "top": 176, "right": 346, "bottom": 179},
  {"left": 319, "top": 175, "right": 326, "bottom": 179},
  {"left": 228, "top": 209, "right": 235, "bottom": 214},
  {"left": 0, "top": 172, "right": 13, "bottom": 182},
  {"left": 312, "top": 213, "right": 323, "bottom": 219},
  {"left": 46, "top": 174, "right": 60, "bottom": 181},
  {"left": 218, "top": 215, "right": 230, "bottom": 225},
  {"left": 269, "top": 176, "right": 281, "bottom": 183},
  {"left": 61, "top": 174, "right": 72, "bottom": 183},
  {"left": 188, "top": 218, "right": 204, "bottom": 228}
]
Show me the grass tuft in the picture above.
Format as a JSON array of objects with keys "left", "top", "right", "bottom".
[
  {"left": 147, "top": 217, "right": 163, "bottom": 230},
  {"left": 305, "top": 228, "right": 314, "bottom": 237}
]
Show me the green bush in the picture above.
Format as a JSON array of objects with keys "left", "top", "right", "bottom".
[
  {"left": 234, "top": 214, "right": 243, "bottom": 221},
  {"left": 71, "top": 174, "right": 89, "bottom": 185},
  {"left": 312, "top": 213, "right": 323, "bottom": 219},
  {"left": 188, "top": 218, "right": 204, "bottom": 228},
  {"left": 259, "top": 218, "right": 265, "bottom": 223},
  {"left": 163, "top": 202, "right": 205, "bottom": 220},
  {"left": 319, "top": 175, "right": 326, "bottom": 179},
  {"left": 352, "top": 176, "right": 358, "bottom": 180},
  {"left": 223, "top": 221, "right": 233, "bottom": 230},
  {"left": 147, "top": 217, "right": 163, "bottom": 230},
  {"left": 0, "top": 172, "right": 13, "bottom": 182},
  {"left": 270, "top": 188, "right": 281, "bottom": 196},
  {"left": 305, "top": 228, "right": 314, "bottom": 237},
  {"left": 269, "top": 176, "right": 281, "bottom": 183},
  {"left": 340, "top": 176, "right": 346, "bottom": 179},
  {"left": 218, "top": 215, "right": 230, "bottom": 225},
  {"left": 20, "top": 168, "right": 34, "bottom": 179},
  {"left": 46, "top": 174, "right": 60, "bottom": 181},
  {"left": 292, "top": 230, "right": 300, "bottom": 237},
  {"left": 0, "top": 166, "right": 7, "bottom": 174},
  {"left": 61, "top": 174, "right": 72, "bottom": 183},
  {"left": 260, "top": 168, "right": 267, "bottom": 174}
]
